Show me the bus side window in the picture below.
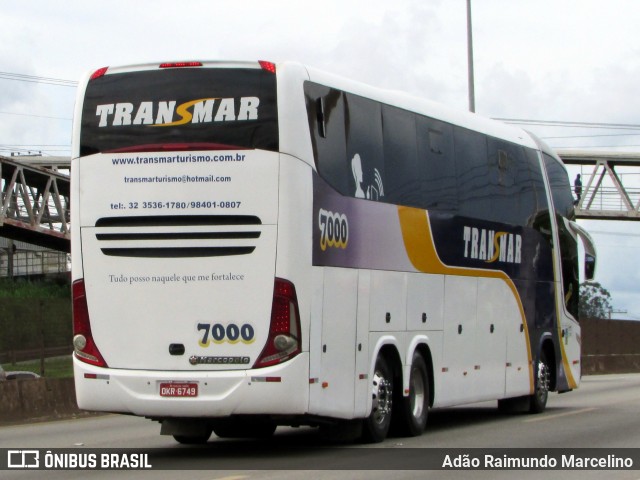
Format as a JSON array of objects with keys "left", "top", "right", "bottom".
[
  {"left": 509, "top": 145, "right": 537, "bottom": 227},
  {"left": 486, "top": 139, "right": 536, "bottom": 227},
  {"left": 524, "top": 147, "right": 554, "bottom": 281},
  {"left": 416, "top": 116, "right": 456, "bottom": 212},
  {"left": 344, "top": 93, "right": 385, "bottom": 201},
  {"left": 382, "top": 105, "right": 419, "bottom": 208},
  {"left": 544, "top": 154, "right": 575, "bottom": 221},
  {"left": 526, "top": 148, "right": 552, "bottom": 231},
  {"left": 304, "top": 83, "right": 349, "bottom": 195},
  {"left": 454, "top": 126, "right": 490, "bottom": 220}
]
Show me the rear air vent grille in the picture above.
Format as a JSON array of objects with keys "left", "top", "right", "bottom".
[
  {"left": 99, "top": 246, "right": 254, "bottom": 258},
  {"left": 95, "top": 215, "right": 261, "bottom": 227},
  {"left": 94, "top": 215, "right": 262, "bottom": 258},
  {"left": 96, "top": 231, "right": 260, "bottom": 241}
]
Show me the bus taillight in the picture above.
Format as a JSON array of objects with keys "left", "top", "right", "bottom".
[
  {"left": 259, "top": 61, "right": 276, "bottom": 74},
  {"left": 72, "top": 279, "right": 108, "bottom": 368},
  {"left": 254, "top": 278, "right": 301, "bottom": 368},
  {"left": 159, "top": 61, "right": 203, "bottom": 68}
]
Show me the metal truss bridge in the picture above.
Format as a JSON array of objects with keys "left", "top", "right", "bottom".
[
  {"left": 558, "top": 150, "right": 640, "bottom": 221},
  {"left": 0, "top": 155, "right": 70, "bottom": 253},
  {"left": 0, "top": 150, "right": 638, "bottom": 256}
]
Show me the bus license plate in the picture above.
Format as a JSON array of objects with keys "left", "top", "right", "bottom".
[{"left": 159, "top": 382, "right": 198, "bottom": 397}]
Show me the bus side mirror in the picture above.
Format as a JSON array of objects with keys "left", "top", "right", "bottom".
[
  {"left": 585, "top": 254, "right": 596, "bottom": 281},
  {"left": 567, "top": 220, "right": 597, "bottom": 282}
]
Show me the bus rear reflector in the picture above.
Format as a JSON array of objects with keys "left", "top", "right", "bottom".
[
  {"left": 253, "top": 278, "right": 301, "bottom": 368},
  {"left": 259, "top": 61, "right": 276, "bottom": 74},
  {"left": 72, "top": 279, "right": 108, "bottom": 368},
  {"left": 159, "top": 61, "right": 203, "bottom": 68}
]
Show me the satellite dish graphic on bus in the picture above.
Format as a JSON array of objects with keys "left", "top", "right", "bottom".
[
  {"left": 372, "top": 168, "right": 384, "bottom": 200},
  {"left": 351, "top": 153, "right": 384, "bottom": 200}
]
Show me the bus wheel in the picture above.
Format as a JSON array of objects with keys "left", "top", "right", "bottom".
[
  {"left": 212, "top": 418, "right": 276, "bottom": 439},
  {"left": 529, "top": 351, "right": 550, "bottom": 413},
  {"left": 362, "top": 355, "right": 393, "bottom": 443},
  {"left": 172, "top": 432, "right": 211, "bottom": 444},
  {"left": 396, "top": 353, "right": 429, "bottom": 436}
]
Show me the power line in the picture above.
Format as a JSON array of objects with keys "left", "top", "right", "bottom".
[
  {"left": 542, "top": 133, "right": 640, "bottom": 140},
  {"left": 0, "top": 149, "right": 70, "bottom": 157},
  {"left": 550, "top": 144, "right": 640, "bottom": 149},
  {"left": 587, "top": 230, "right": 640, "bottom": 238},
  {"left": 495, "top": 118, "right": 640, "bottom": 131},
  {"left": 0, "top": 148, "right": 70, "bottom": 153},
  {"left": 0, "top": 71, "right": 77, "bottom": 87},
  {"left": 0, "top": 110, "right": 72, "bottom": 121},
  {"left": 0, "top": 144, "right": 71, "bottom": 153}
]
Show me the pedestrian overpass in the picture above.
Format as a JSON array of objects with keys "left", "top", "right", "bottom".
[
  {"left": 0, "top": 155, "right": 70, "bottom": 253},
  {"left": 558, "top": 150, "right": 640, "bottom": 221}
]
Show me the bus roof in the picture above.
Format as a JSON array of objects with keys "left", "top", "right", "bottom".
[{"left": 77, "top": 59, "right": 542, "bottom": 153}]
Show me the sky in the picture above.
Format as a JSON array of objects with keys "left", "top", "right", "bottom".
[{"left": 1, "top": 0, "right": 639, "bottom": 317}]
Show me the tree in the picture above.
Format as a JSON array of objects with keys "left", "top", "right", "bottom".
[{"left": 579, "top": 281, "right": 613, "bottom": 319}]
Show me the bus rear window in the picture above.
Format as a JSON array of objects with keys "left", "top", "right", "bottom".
[{"left": 80, "top": 67, "right": 278, "bottom": 156}]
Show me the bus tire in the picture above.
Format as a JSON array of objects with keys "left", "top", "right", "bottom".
[
  {"left": 212, "top": 418, "right": 276, "bottom": 439},
  {"left": 395, "top": 352, "right": 429, "bottom": 436},
  {"left": 497, "top": 395, "right": 529, "bottom": 413},
  {"left": 319, "top": 419, "right": 362, "bottom": 443},
  {"left": 529, "top": 351, "right": 551, "bottom": 413},
  {"left": 362, "top": 355, "right": 393, "bottom": 443},
  {"left": 172, "top": 432, "right": 211, "bottom": 444}
]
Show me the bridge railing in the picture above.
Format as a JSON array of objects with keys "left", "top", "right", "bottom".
[{"left": 580, "top": 183, "right": 640, "bottom": 215}]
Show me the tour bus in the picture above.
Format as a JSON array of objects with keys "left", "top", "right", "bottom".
[{"left": 71, "top": 60, "right": 596, "bottom": 443}]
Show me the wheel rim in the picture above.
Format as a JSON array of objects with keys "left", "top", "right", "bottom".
[
  {"left": 410, "top": 367, "right": 426, "bottom": 419},
  {"left": 371, "top": 369, "right": 392, "bottom": 426},
  {"left": 536, "top": 359, "right": 550, "bottom": 404}
]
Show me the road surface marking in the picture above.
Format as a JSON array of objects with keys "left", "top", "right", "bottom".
[{"left": 523, "top": 407, "right": 597, "bottom": 423}]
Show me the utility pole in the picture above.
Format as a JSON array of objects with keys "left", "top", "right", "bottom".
[{"left": 466, "top": 0, "right": 476, "bottom": 113}]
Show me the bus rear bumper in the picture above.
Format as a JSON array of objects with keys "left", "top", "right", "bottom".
[{"left": 73, "top": 353, "right": 309, "bottom": 417}]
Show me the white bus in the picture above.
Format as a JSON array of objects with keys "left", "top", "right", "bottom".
[{"left": 71, "top": 60, "right": 596, "bottom": 443}]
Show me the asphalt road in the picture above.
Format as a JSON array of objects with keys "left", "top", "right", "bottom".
[{"left": 2, "top": 373, "right": 640, "bottom": 479}]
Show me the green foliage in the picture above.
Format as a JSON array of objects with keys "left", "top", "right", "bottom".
[
  {"left": 0, "top": 279, "right": 72, "bottom": 374},
  {"left": 0, "top": 278, "right": 70, "bottom": 298},
  {"left": 579, "top": 281, "right": 613, "bottom": 319}
]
